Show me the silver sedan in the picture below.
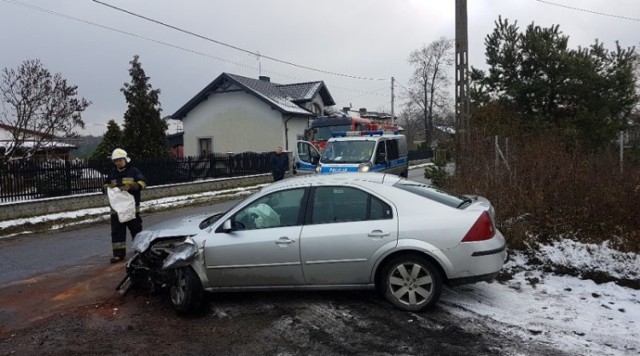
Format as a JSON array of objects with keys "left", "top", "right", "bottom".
[{"left": 125, "top": 172, "right": 508, "bottom": 313}]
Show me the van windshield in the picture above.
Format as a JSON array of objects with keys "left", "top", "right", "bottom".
[{"left": 321, "top": 140, "right": 376, "bottom": 163}]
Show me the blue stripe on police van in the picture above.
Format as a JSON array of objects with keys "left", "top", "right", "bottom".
[
  {"left": 297, "top": 162, "right": 316, "bottom": 170},
  {"left": 320, "top": 165, "right": 360, "bottom": 173},
  {"left": 370, "top": 164, "right": 387, "bottom": 172}
]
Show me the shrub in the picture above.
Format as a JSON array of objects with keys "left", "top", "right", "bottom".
[
  {"left": 446, "top": 130, "right": 640, "bottom": 253},
  {"left": 424, "top": 164, "right": 450, "bottom": 186}
]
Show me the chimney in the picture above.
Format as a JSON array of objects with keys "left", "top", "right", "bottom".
[
  {"left": 359, "top": 108, "right": 367, "bottom": 116},
  {"left": 342, "top": 107, "right": 350, "bottom": 114},
  {"left": 259, "top": 76, "right": 270, "bottom": 82}
]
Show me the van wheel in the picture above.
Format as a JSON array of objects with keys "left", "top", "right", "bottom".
[
  {"left": 170, "top": 267, "right": 203, "bottom": 314},
  {"left": 381, "top": 255, "right": 442, "bottom": 311}
]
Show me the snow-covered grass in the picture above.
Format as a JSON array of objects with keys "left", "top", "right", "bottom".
[
  {"left": 439, "top": 245, "right": 640, "bottom": 355},
  {"left": 0, "top": 184, "right": 266, "bottom": 238}
]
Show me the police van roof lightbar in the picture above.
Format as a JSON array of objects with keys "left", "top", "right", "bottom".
[{"left": 331, "top": 130, "right": 386, "bottom": 137}]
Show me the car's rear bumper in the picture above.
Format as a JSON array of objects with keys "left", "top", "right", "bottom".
[
  {"left": 471, "top": 243, "right": 507, "bottom": 257},
  {"left": 443, "top": 232, "right": 508, "bottom": 282}
]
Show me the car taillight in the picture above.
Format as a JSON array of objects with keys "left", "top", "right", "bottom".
[{"left": 461, "top": 211, "right": 495, "bottom": 242}]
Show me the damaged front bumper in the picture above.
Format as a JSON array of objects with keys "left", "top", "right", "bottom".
[{"left": 116, "top": 233, "right": 200, "bottom": 295}]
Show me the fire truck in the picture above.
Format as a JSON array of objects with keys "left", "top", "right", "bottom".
[{"left": 304, "top": 114, "right": 402, "bottom": 150}]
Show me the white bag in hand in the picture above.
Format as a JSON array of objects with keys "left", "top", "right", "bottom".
[{"left": 107, "top": 187, "right": 136, "bottom": 223}]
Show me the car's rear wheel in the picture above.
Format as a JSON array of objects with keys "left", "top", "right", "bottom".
[
  {"left": 170, "top": 266, "right": 203, "bottom": 313},
  {"left": 381, "top": 254, "right": 442, "bottom": 312}
]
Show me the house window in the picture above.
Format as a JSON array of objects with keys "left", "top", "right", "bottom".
[
  {"left": 198, "top": 138, "right": 212, "bottom": 157},
  {"left": 312, "top": 103, "right": 322, "bottom": 116}
]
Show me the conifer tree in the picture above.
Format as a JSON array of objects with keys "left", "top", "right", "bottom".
[
  {"left": 90, "top": 120, "right": 122, "bottom": 161},
  {"left": 120, "top": 55, "right": 168, "bottom": 159},
  {"left": 470, "top": 17, "right": 638, "bottom": 149}
]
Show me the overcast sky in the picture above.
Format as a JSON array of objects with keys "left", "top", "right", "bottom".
[{"left": 1, "top": 0, "right": 639, "bottom": 136}]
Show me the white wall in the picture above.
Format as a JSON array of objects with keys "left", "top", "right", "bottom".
[
  {"left": 284, "top": 117, "right": 309, "bottom": 151},
  {"left": 182, "top": 91, "right": 309, "bottom": 156}
]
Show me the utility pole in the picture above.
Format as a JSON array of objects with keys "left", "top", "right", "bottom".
[
  {"left": 455, "top": 0, "right": 470, "bottom": 142},
  {"left": 391, "top": 77, "right": 395, "bottom": 125}
]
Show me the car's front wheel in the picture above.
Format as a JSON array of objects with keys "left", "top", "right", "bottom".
[
  {"left": 170, "top": 266, "right": 203, "bottom": 313},
  {"left": 381, "top": 254, "right": 442, "bottom": 312}
]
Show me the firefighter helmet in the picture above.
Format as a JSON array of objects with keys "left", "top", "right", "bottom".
[{"left": 111, "top": 148, "right": 131, "bottom": 163}]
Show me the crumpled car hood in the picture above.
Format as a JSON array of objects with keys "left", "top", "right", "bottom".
[{"left": 132, "top": 211, "right": 222, "bottom": 253}]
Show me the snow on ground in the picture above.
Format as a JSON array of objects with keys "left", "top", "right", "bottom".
[
  {"left": 441, "top": 246, "right": 640, "bottom": 355},
  {"left": 1, "top": 171, "right": 638, "bottom": 355}
]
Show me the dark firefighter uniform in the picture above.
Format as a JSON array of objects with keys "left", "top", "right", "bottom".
[{"left": 105, "top": 163, "right": 147, "bottom": 260}]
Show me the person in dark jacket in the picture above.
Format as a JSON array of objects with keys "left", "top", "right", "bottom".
[
  {"left": 270, "top": 146, "right": 289, "bottom": 182},
  {"left": 104, "top": 148, "right": 147, "bottom": 263}
]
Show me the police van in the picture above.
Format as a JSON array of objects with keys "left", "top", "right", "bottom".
[{"left": 294, "top": 131, "right": 409, "bottom": 177}]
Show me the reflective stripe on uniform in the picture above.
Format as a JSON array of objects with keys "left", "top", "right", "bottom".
[
  {"left": 137, "top": 180, "right": 147, "bottom": 189},
  {"left": 112, "top": 242, "right": 127, "bottom": 250}
]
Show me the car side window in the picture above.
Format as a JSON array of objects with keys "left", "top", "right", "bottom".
[
  {"left": 233, "top": 188, "right": 305, "bottom": 230},
  {"left": 386, "top": 140, "right": 399, "bottom": 161},
  {"left": 311, "top": 186, "right": 392, "bottom": 224},
  {"left": 297, "top": 141, "right": 310, "bottom": 161},
  {"left": 370, "top": 195, "right": 393, "bottom": 220}
]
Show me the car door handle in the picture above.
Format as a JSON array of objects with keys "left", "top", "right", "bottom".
[
  {"left": 275, "top": 237, "right": 296, "bottom": 245},
  {"left": 368, "top": 230, "right": 390, "bottom": 238}
]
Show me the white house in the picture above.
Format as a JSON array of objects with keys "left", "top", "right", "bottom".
[
  {"left": 171, "top": 73, "right": 335, "bottom": 156},
  {"left": 0, "top": 124, "right": 77, "bottom": 161}
]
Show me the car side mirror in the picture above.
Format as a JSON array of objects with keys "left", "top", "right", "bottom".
[{"left": 222, "top": 219, "right": 232, "bottom": 232}]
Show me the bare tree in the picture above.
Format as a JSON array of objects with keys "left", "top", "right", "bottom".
[
  {"left": 397, "top": 103, "right": 424, "bottom": 149},
  {"left": 406, "top": 38, "right": 454, "bottom": 145},
  {"left": 0, "top": 59, "right": 90, "bottom": 164}
]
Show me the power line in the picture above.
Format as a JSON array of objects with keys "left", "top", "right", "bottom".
[
  {"left": 334, "top": 85, "right": 390, "bottom": 105},
  {"left": 330, "top": 84, "right": 390, "bottom": 98},
  {"left": 1, "top": 0, "right": 393, "bottom": 108},
  {"left": 91, "top": 0, "right": 389, "bottom": 81},
  {"left": 1, "top": 0, "right": 388, "bottom": 101},
  {"left": 535, "top": 0, "right": 640, "bottom": 22},
  {"left": 1, "top": 0, "right": 258, "bottom": 71}
]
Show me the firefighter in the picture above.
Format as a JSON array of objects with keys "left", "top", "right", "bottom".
[{"left": 103, "top": 148, "right": 147, "bottom": 263}]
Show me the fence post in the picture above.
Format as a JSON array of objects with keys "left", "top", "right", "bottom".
[
  {"left": 619, "top": 131, "right": 624, "bottom": 174},
  {"left": 64, "top": 160, "right": 72, "bottom": 195},
  {"left": 209, "top": 153, "right": 218, "bottom": 178},
  {"left": 188, "top": 156, "right": 193, "bottom": 181}
]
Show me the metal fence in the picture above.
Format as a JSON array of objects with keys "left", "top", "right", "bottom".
[
  {"left": 408, "top": 149, "right": 433, "bottom": 161},
  {"left": 1, "top": 150, "right": 431, "bottom": 202},
  {"left": 0, "top": 152, "right": 273, "bottom": 202}
]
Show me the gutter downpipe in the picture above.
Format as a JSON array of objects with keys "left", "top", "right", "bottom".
[{"left": 284, "top": 115, "right": 294, "bottom": 150}]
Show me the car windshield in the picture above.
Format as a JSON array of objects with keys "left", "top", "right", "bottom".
[
  {"left": 198, "top": 189, "right": 264, "bottom": 229},
  {"left": 321, "top": 140, "right": 376, "bottom": 164},
  {"left": 393, "top": 180, "right": 470, "bottom": 209},
  {"left": 314, "top": 125, "right": 351, "bottom": 141}
]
